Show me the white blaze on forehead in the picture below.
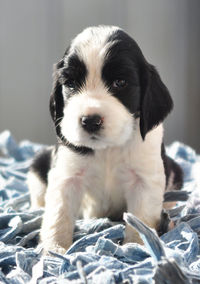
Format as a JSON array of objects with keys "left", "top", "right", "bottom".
[{"left": 68, "top": 26, "right": 120, "bottom": 90}]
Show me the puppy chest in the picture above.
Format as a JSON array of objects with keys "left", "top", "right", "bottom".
[{"left": 81, "top": 154, "right": 136, "bottom": 219}]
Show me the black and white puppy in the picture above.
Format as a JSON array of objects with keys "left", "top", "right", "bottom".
[{"left": 28, "top": 26, "right": 183, "bottom": 254}]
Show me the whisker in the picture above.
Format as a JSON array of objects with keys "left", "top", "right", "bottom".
[
  {"left": 55, "top": 118, "right": 64, "bottom": 128},
  {"left": 54, "top": 116, "right": 70, "bottom": 146},
  {"left": 55, "top": 117, "right": 63, "bottom": 124}
]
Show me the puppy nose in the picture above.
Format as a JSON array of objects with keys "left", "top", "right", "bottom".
[{"left": 80, "top": 115, "right": 103, "bottom": 133}]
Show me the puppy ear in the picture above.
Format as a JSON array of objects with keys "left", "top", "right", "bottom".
[
  {"left": 139, "top": 64, "right": 173, "bottom": 139},
  {"left": 49, "top": 59, "right": 64, "bottom": 123}
]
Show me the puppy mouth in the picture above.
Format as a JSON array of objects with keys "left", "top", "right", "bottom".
[
  {"left": 90, "top": 134, "right": 100, "bottom": 141},
  {"left": 79, "top": 133, "right": 110, "bottom": 150},
  {"left": 73, "top": 132, "right": 102, "bottom": 146}
]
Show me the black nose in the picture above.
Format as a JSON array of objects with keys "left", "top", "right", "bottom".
[{"left": 80, "top": 115, "right": 103, "bottom": 133}]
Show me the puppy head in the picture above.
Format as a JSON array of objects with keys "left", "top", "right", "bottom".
[{"left": 50, "top": 26, "right": 173, "bottom": 151}]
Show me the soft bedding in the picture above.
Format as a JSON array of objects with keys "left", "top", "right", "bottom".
[{"left": 0, "top": 130, "right": 200, "bottom": 283}]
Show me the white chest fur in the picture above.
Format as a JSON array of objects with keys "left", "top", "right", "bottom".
[
  {"left": 40, "top": 123, "right": 165, "bottom": 254},
  {"left": 54, "top": 124, "right": 165, "bottom": 222}
]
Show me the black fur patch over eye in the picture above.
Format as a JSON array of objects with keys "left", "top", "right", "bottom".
[
  {"left": 102, "top": 30, "right": 141, "bottom": 115},
  {"left": 65, "top": 79, "right": 76, "bottom": 90},
  {"left": 59, "top": 54, "right": 88, "bottom": 93},
  {"left": 102, "top": 29, "right": 173, "bottom": 139},
  {"left": 50, "top": 53, "right": 93, "bottom": 155}
]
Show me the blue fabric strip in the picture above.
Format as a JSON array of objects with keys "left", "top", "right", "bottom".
[{"left": 0, "top": 130, "right": 200, "bottom": 283}]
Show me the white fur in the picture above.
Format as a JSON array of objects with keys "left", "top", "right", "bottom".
[
  {"left": 61, "top": 88, "right": 134, "bottom": 149},
  {"left": 36, "top": 123, "right": 165, "bottom": 253},
  {"left": 28, "top": 171, "right": 46, "bottom": 209}
]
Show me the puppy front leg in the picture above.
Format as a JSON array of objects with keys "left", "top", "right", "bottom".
[
  {"left": 27, "top": 171, "right": 46, "bottom": 210},
  {"left": 124, "top": 177, "right": 165, "bottom": 244},
  {"left": 40, "top": 171, "right": 84, "bottom": 254}
]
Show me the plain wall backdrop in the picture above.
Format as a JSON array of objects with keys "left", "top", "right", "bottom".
[{"left": 0, "top": 0, "right": 200, "bottom": 151}]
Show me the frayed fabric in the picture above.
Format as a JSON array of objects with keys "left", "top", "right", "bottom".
[{"left": 0, "top": 131, "right": 200, "bottom": 283}]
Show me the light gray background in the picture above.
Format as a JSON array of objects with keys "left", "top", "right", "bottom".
[{"left": 0, "top": 0, "right": 200, "bottom": 151}]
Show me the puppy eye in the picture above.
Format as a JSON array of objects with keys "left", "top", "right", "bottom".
[
  {"left": 112, "top": 79, "right": 127, "bottom": 89},
  {"left": 65, "top": 79, "right": 76, "bottom": 90}
]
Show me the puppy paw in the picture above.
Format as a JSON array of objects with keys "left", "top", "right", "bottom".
[
  {"left": 40, "top": 243, "right": 68, "bottom": 256},
  {"left": 123, "top": 226, "right": 143, "bottom": 245}
]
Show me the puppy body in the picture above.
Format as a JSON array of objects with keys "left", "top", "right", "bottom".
[{"left": 28, "top": 26, "right": 182, "bottom": 254}]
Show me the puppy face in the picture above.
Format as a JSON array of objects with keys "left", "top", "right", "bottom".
[{"left": 50, "top": 26, "right": 173, "bottom": 151}]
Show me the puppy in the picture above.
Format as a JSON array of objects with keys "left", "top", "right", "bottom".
[{"left": 27, "top": 26, "right": 183, "bottom": 254}]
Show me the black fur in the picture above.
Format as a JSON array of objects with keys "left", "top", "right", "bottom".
[
  {"left": 49, "top": 59, "right": 65, "bottom": 125},
  {"left": 104, "top": 29, "right": 173, "bottom": 140},
  {"left": 139, "top": 64, "right": 173, "bottom": 140},
  {"left": 161, "top": 143, "right": 183, "bottom": 190},
  {"left": 30, "top": 147, "right": 53, "bottom": 184},
  {"left": 58, "top": 54, "right": 88, "bottom": 96},
  {"left": 103, "top": 30, "right": 141, "bottom": 116},
  {"left": 59, "top": 142, "right": 94, "bottom": 155}
]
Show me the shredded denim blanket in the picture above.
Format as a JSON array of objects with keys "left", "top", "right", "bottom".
[{"left": 0, "top": 130, "right": 200, "bottom": 284}]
